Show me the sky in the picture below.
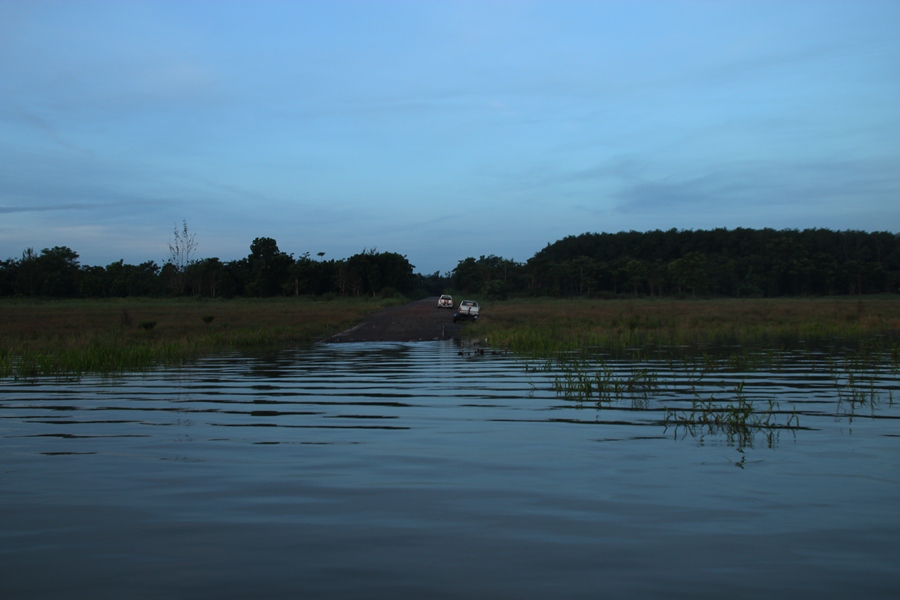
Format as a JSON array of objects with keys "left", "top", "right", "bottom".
[{"left": 2, "top": 1, "right": 899, "bottom": 275}]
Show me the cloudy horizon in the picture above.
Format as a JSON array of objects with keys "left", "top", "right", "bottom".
[{"left": 2, "top": 1, "right": 898, "bottom": 274}]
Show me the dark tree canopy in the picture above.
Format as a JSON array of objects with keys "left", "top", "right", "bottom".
[{"left": 1, "top": 228, "right": 897, "bottom": 299}]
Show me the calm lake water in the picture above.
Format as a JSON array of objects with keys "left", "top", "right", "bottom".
[{"left": 2, "top": 340, "right": 899, "bottom": 599}]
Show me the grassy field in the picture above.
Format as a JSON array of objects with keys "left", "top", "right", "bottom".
[
  {"left": 0, "top": 297, "right": 400, "bottom": 378},
  {"left": 468, "top": 296, "right": 900, "bottom": 356},
  {"left": 3, "top": 296, "right": 899, "bottom": 378},
  {"left": 466, "top": 297, "right": 900, "bottom": 434}
]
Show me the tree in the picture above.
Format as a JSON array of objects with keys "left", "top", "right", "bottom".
[
  {"left": 669, "top": 252, "right": 707, "bottom": 297},
  {"left": 105, "top": 260, "right": 161, "bottom": 297},
  {"left": 452, "top": 257, "right": 482, "bottom": 294},
  {"left": 167, "top": 220, "right": 197, "bottom": 295},
  {"left": 15, "top": 248, "right": 39, "bottom": 297},
  {"left": 482, "top": 279, "right": 509, "bottom": 300},
  {"left": 192, "top": 257, "right": 223, "bottom": 297},
  {"left": 37, "top": 246, "right": 80, "bottom": 297},
  {"left": 566, "top": 256, "right": 598, "bottom": 296},
  {"left": 345, "top": 249, "right": 379, "bottom": 297},
  {"left": 373, "top": 251, "right": 415, "bottom": 294},
  {"left": 623, "top": 259, "right": 646, "bottom": 296},
  {"left": 286, "top": 253, "right": 310, "bottom": 296},
  {"left": 646, "top": 260, "right": 668, "bottom": 297},
  {"left": 247, "top": 237, "right": 293, "bottom": 297}
]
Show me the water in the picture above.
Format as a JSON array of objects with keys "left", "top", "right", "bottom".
[{"left": 2, "top": 341, "right": 899, "bottom": 598}]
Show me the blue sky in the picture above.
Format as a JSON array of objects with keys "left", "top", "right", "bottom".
[{"left": 2, "top": 1, "right": 898, "bottom": 274}]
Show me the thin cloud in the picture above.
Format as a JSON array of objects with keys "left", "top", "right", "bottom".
[
  {"left": 698, "top": 44, "right": 843, "bottom": 84},
  {"left": 0, "top": 203, "right": 112, "bottom": 214},
  {"left": 614, "top": 159, "right": 899, "bottom": 215},
  {"left": 0, "top": 105, "right": 95, "bottom": 156}
]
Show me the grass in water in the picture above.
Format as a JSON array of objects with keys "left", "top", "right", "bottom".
[
  {"left": 470, "top": 297, "right": 899, "bottom": 451},
  {"left": 469, "top": 296, "right": 900, "bottom": 356},
  {"left": 0, "top": 297, "right": 401, "bottom": 378},
  {"left": 663, "top": 383, "right": 802, "bottom": 452},
  {"left": 551, "top": 358, "right": 659, "bottom": 409}
]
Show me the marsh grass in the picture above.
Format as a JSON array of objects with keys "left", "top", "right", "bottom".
[
  {"left": 546, "top": 352, "right": 801, "bottom": 438},
  {"left": 663, "top": 382, "right": 803, "bottom": 452},
  {"left": 469, "top": 297, "right": 900, "bottom": 357},
  {"left": 551, "top": 358, "right": 659, "bottom": 409},
  {"left": 486, "top": 298, "right": 899, "bottom": 450},
  {"left": 544, "top": 342, "right": 899, "bottom": 450},
  {"left": 0, "top": 297, "right": 400, "bottom": 378},
  {"left": 827, "top": 346, "right": 899, "bottom": 422}
]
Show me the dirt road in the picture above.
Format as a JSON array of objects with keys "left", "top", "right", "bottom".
[{"left": 324, "top": 297, "right": 467, "bottom": 343}]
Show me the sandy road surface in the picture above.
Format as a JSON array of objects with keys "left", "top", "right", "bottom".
[{"left": 324, "top": 297, "right": 467, "bottom": 343}]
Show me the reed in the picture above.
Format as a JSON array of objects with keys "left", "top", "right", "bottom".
[{"left": 0, "top": 297, "right": 400, "bottom": 378}]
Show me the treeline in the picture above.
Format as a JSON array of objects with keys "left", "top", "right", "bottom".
[
  {"left": 450, "top": 228, "right": 900, "bottom": 298},
  {"left": 0, "top": 237, "right": 432, "bottom": 299},
  {"left": 2, "top": 228, "right": 898, "bottom": 300}
]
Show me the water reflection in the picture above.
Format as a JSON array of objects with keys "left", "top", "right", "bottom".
[
  {"left": 2, "top": 341, "right": 898, "bottom": 452},
  {"left": 544, "top": 345, "right": 898, "bottom": 449},
  {"left": 2, "top": 341, "right": 899, "bottom": 598}
]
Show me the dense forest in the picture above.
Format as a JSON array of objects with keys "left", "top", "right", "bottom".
[
  {"left": 0, "top": 236, "right": 424, "bottom": 300},
  {"left": 1, "top": 228, "right": 898, "bottom": 300}
]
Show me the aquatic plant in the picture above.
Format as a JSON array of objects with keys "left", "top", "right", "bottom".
[
  {"left": 663, "top": 383, "right": 801, "bottom": 451},
  {"left": 463, "top": 297, "right": 898, "bottom": 448},
  {"left": 539, "top": 348, "right": 809, "bottom": 451},
  {"left": 826, "top": 345, "right": 899, "bottom": 422},
  {"left": 552, "top": 358, "right": 659, "bottom": 409}
]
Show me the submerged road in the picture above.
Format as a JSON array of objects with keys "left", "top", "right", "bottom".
[{"left": 325, "top": 297, "right": 467, "bottom": 343}]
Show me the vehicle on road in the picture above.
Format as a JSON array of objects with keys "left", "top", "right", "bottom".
[
  {"left": 438, "top": 295, "right": 454, "bottom": 309},
  {"left": 453, "top": 300, "right": 480, "bottom": 322}
]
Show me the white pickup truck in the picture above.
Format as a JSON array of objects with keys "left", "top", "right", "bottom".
[
  {"left": 453, "top": 300, "right": 480, "bottom": 322},
  {"left": 438, "top": 295, "right": 454, "bottom": 308}
]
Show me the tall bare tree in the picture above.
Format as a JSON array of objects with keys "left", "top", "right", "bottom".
[{"left": 167, "top": 220, "right": 197, "bottom": 295}]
